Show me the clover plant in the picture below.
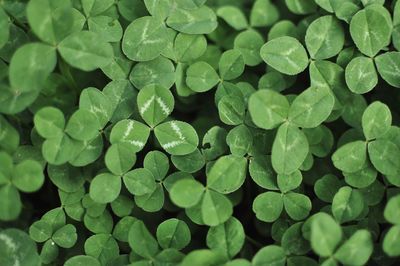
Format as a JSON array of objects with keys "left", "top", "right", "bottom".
[{"left": 1, "top": 0, "right": 400, "bottom": 265}]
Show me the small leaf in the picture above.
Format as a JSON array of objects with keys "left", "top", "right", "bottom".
[
  {"left": 201, "top": 190, "right": 233, "bottom": 226},
  {"left": 350, "top": 4, "right": 392, "bottom": 57},
  {"left": 253, "top": 192, "right": 283, "bottom": 222},
  {"left": 252, "top": 245, "right": 286, "bottom": 266},
  {"left": 167, "top": 6, "right": 217, "bottom": 34},
  {"left": 52, "top": 224, "right": 77, "bottom": 248},
  {"left": 362, "top": 101, "right": 391, "bottom": 140},
  {"left": 154, "top": 121, "right": 199, "bottom": 155},
  {"left": 334, "top": 230, "right": 373, "bottom": 266},
  {"left": 122, "top": 16, "right": 169, "bottom": 61},
  {"left": 305, "top": 15, "right": 344, "bottom": 60},
  {"left": 375, "top": 51, "right": 400, "bottom": 88},
  {"left": 206, "top": 217, "right": 245, "bottom": 259},
  {"left": 170, "top": 178, "right": 204, "bottom": 208},
  {"left": 207, "top": 155, "right": 247, "bottom": 194},
  {"left": 249, "top": 89, "right": 289, "bottom": 130},
  {"left": 58, "top": 31, "right": 113, "bottom": 71},
  {"left": 128, "top": 220, "right": 160, "bottom": 259},
  {"left": 310, "top": 213, "right": 342, "bottom": 257},
  {"left": 156, "top": 218, "right": 191, "bottom": 250},
  {"left": 110, "top": 119, "right": 150, "bottom": 153},
  {"left": 332, "top": 141, "right": 367, "bottom": 173},
  {"left": 123, "top": 168, "right": 157, "bottom": 196},
  {"left": 89, "top": 173, "right": 121, "bottom": 204},
  {"left": 186, "top": 61, "right": 220, "bottom": 93},
  {"left": 345, "top": 56, "right": 378, "bottom": 94},
  {"left": 332, "top": 186, "right": 364, "bottom": 223},
  {"left": 260, "top": 36, "right": 309, "bottom": 75},
  {"left": 272, "top": 123, "right": 309, "bottom": 175},
  {"left": 288, "top": 86, "right": 335, "bottom": 128},
  {"left": 137, "top": 85, "right": 174, "bottom": 127}
]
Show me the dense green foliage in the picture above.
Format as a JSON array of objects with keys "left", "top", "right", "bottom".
[{"left": 1, "top": 0, "right": 400, "bottom": 265}]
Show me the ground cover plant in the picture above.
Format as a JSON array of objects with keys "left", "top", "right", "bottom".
[{"left": 1, "top": 0, "right": 400, "bottom": 265}]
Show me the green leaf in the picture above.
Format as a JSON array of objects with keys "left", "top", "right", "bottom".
[
  {"left": 207, "top": 155, "right": 247, "bottom": 194},
  {"left": 174, "top": 33, "right": 207, "bottom": 63},
  {"left": 135, "top": 183, "right": 165, "bottom": 212},
  {"left": 9, "top": 43, "right": 57, "bottom": 92},
  {"left": 226, "top": 125, "right": 253, "bottom": 157},
  {"left": 332, "top": 141, "right": 367, "bottom": 173},
  {"left": 249, "top": 89, "right": 289, "bottom": 130},
  {"left": 332, "top": 186, "right": 364, "bottom": 223},
  {"left": 260, "top": 36, "right": 309, "bottom": 75},
  {"left": 29, "top": 220, "right": 52, "bottom": 243},
  {"left": 105, "top": 144, "right": 137, "bottom": 175},
  {"left": 128, "top": 220, "right": 160, "bottom": 259},
  {"left": 288, "top": 86, "right": 335, "bottom": 128},
  {"left": 12, "top": 160, "right": 44, "bottom": 193},
  {"left": 170, "top": 178, "right": 204, "bottom": 208},
  {"left": 123, "top": 168, "right": 157, "bottom": 196},
  {"left": 272, "top": 123, "right": 309, "bottom": 175},
  {"left": 249, "top": 155, "right": 278, "bottom": 190},
  {"left": 201, "top": 190, "right": 233, "bottom": 226},
  {"left": 79, "top": 87, "right": 113, "bottom": 127},
  {"left": 375, "top": 51, "right": 400, "bottom": 88},
  {"left": 383, "top": 225, "right": 400, "bottom": 257},
  {"left": 52, "top": 224, "right": 77, "bottom": 248},
  {"left": 26, "top": 0, "right": 75, "bottom": 45},
  {"left": 156, "top": 218, "right": 191, "bottom": 250},
  {"left": 218, "top": 95, "right": 246, "bottom": 126},
  {"left": 40, "top": 239, "right": 59, "bottom": 264},
  {"left": 122, "top": 16, "right": 169, "bottom": 61},
  {"left": 216, "top": 6, "right": 248, "bottom": 31},
  {"left": 58, "top": 31, "right": 113, "bottom": 71},
  {"left": 154, "top": 120, "right": 199, "bottom": 155},
  {"left": 0, "top": 229, "right": 41, "bottom": 266},
  {"left": 277, "top": 170, "right": 302, "bottom": 193},
  {"left": 350, "top": 4, "right": 392, "bottom": 57},
  {"left": 206, "top": 217, "right": 245, "bottom": 259},
  {"left": 186, "top": 61, "right": 220, "bottom": 92},
  {"left": 310, "top": 213, "right": 342, "bottom": 257},
  {"left": 110, "top": 119, "right": 150, "bottom": 153},
  {"left": 384, "top": 194, "right": 400, "bottom": 225},
  {"left": 47, "top": 164, "right": 85, "bottom": 193},
  {"left": 368, "top": 139, "right": 400, "bottom": 176},
  {"left": 171, "top": 149, "right": 205, "bottom": 173},
  {"left": 89, "top": 173, "right": 122, "bottom": 204},
  {"left": 130, "top": 56, "right": 176, "bottom": 90},
  {"left": 345, "top": 56, "right": 378, "bottom": 94},
  {"left": 137, "top": 85, "right": 174, "bottom": 127},
  {"left": 283, "top": 192, "right": 312, "bottom": 221},
  {"left": 305, "top": 15, "right": 344, "bottom": 60},
  {"left": 88, "top": 16, "right": 123, "bottom": 43},
  {"left": 81, "top": 0, "right": 114, "bottom": 17},
  {"left": 233, "top": 29, "right": 264, "bottom": 66},
  {"left": 84, "top": 234, "right": 119, "bottom": 264},
  {"left": 65, "top": 255, "right": 101, "bottom": 266},
  {"left": 362, "top": 101, "right": 391, "bottom": 140},
  {"left": 167, "top": 6, "right": 217, "bottom": 34},
  {"left": 250, "top": 0, "right": 279, "bottom": 27},
  {"left": 34, "top": 107, "right": 65, "bottom": 139},
  {"left": 0, "top": 7, "right": 9, "bottom": 49},
  {"left": 253, "top": 192, "right": 283, "bottom": 222},
  {"left": 252, "top": 245, "right": 286, "bottom": 266},
  {"left": 334, "top": 230, "right": 373, "bottom": 266},
  {"left": 219, "top": 49, "right": 245, "bottom": 81},
  {"left": 144, "top": 150, "right": 170, "bottom": 181},
  {"left": 42, "top": 134, "right": 77, "bottom": 165},
  {"left": 314, "top": 174, "right": 344, "bottom": 203},
  {"left": 65, "top": 109, "right": 100, "bottom": 141}
]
